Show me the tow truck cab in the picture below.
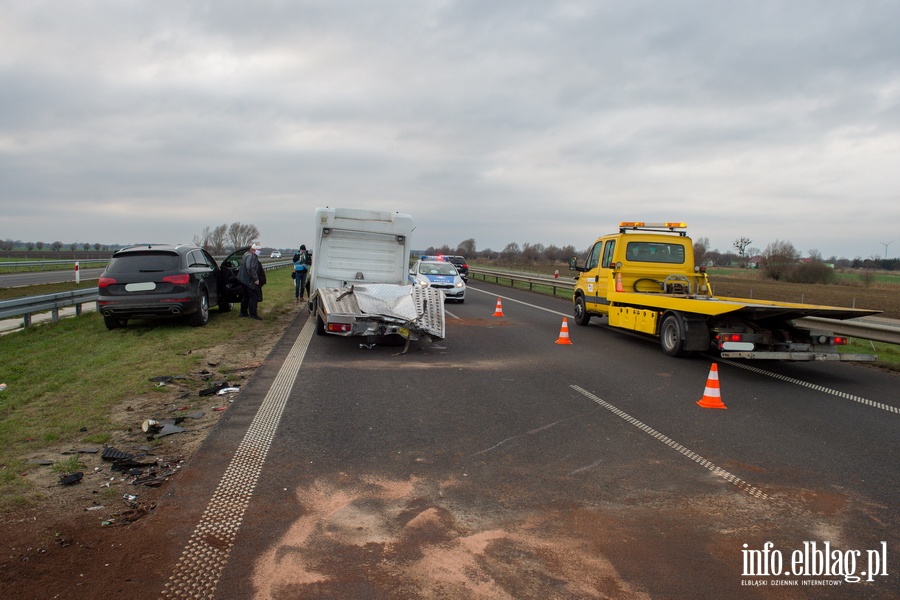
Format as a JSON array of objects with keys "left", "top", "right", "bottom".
[{"left": 571, "top": 222, "right": 708, "bottom": 323}]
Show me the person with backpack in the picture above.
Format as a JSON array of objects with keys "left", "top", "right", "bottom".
[{"left": 292, "top": 244, "right": 311, "bottom": 301}]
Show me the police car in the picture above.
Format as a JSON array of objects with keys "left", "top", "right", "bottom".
[{"left": 408, "top": 255, "right": 466, "bottom": 302}]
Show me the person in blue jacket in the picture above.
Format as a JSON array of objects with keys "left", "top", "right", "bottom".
[{"left": 292, "top": 244, "right": 311, "bottom": 301}]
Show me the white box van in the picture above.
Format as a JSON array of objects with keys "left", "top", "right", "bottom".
[{"left": 308, "top": 207, "right": 444, "bottom": 346}]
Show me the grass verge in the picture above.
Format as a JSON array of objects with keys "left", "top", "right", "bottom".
[{"left": 0, "top": 268, "right": 297, "bottom": 510}]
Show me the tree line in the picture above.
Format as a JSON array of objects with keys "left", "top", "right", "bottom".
[
  {"left": 423, "top": 236, "right": 899, "bottom": 284},
  {"left": 1, "top": 239, "right": 116, "bottom": 252},
  {"left": 1, "top": 221, "right": 261, "bottom": 256}
]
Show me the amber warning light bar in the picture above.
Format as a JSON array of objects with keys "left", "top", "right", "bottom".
[{"left": 619, "top": 221, "right": 687, "bottom": 229}]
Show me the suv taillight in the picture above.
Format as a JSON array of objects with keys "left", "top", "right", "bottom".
[
  {"left": 163, "top": 274, "right": 190, "bottom": 285},
  {"left": 98, "top": 277, "right": 116, "bottom": 288}
]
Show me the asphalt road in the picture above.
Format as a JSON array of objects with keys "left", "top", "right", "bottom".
[
  {"left": 0, "top": 267, "right": 103, "bottom": 288},
  {"left": 143, "top": 280, "right": 899, "bottom": 599}
]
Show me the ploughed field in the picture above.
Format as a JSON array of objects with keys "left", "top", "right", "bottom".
[{"left": 709, "top": 276, "right": 899, "bottom": 319}]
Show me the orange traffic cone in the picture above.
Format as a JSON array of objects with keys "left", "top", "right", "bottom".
[
  {"left": 697, "top": 363, "right": 727, "bottom": 409},
  {"left": 615, "top": 272, "right": 624, "bottom": 292},
  {"left": 555, "top": 318, "right": 573, "bottom": 345},
  {"left": 492, "top": 298, "right": 505, "bottom": 317}
]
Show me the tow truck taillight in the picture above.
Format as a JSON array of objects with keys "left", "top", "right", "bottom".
[
  {"left": 720, "top": 334, "right": 744, "bottom": 342},
  {"left": 817, "top": 335, "right": 849, "bottom": 345},
  {"left": 328, "top": 323, "right": 352, "bottom": 333},
  {"left": 98, "top": 277, "right": 116, "bottom": 288}
]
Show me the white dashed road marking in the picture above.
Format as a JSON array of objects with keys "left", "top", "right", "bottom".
[{"left": 570, "top": 384, "right": 770, "bottom": 500}]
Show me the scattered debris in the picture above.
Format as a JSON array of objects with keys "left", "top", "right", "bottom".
[
  {"left": 199, "top": 381, "right": 230, "bottom": 396},
  {"left": 59, "top": 471, "right": 84, "bottom": 486},
  {"left": 149, "top": 375, "right": 188, "bottom": 382},
  {"left": 102, "top": 446, "right": 134, "bottom": 462},
  {"left": 24, "top": 459, "right": 54, "bottom": 465},
  {"left": 216, "top": 386, "right": 241, "bottom": 395},
  {"left": 153, "top": 424, "right": 186, "bottom": 439},
  {"left": 0, "top": 383, "right": 7, "bottom": 392},
  {"left": 102, "top": 497, "right": 156, "bottom": 526},
  {"left": 62, "top": 447, "right": 100, "bottom": 455}
]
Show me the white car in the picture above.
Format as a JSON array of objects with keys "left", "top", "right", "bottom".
[
  {"left": 270, "top": 251, "right": 282, "bottom": 258},
  {"left": 408, "top": 256, "right": 466, "bottom": 302}
]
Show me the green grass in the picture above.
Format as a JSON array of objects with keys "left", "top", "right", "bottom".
[
  {"left": 844, "top": 339, "right": 900, "bottom": 371},
  {"left": 0, "top": 281, "right": 95, "bottom": 300},
  {"left": 0, "top": 268, "right": 297, "bottom": 509}
]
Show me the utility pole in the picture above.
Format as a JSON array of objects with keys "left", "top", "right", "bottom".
[{"left": 881, "top": 241, "right": 893, "bottom": 260}]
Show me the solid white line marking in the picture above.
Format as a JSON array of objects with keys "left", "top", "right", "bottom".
[
  {"left": 570, "top": 384, "right": 769, "bottom": 500},
  {"left": 162, "top": 318, "right": 316, "bottom": 599},
  {"left": 715, "top": 357, "right": 899, "bottom": 415},
  {"left": 467, "top": 285, "right": 569, "bottom": 317}
]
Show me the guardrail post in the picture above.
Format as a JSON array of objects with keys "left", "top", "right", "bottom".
[{"left": 23, "top": 314, "right": 31, "bottom": 327}]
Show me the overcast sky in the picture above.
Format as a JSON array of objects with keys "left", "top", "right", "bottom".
[{"left": 2, "top": 1, "right": 899, "bottom": 259}]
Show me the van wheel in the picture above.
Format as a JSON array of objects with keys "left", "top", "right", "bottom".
[
  {"left": 574, "top": 295, "right": 591, "bottom": 326},
  {"left": 313, "top": 300, "right": 326, "bottom": 335},
  {"left": 660, "top": 313, "right": 686, "bottom": 357},
  {"left": 190, "top": 293, "right": 210, "bottom": 327}
]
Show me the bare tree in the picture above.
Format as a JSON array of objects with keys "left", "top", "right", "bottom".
[
  {"left": 693, "top": 237, "right": 710, "bottom": 266},
  {"left": 521, "top": 242, "right": 545, "bottom": 263},
  {"left": 227, "top": 222, "right": 261, "bottom": 250},
  {"left": 733, "top": 237, "right": 752, "bottom": 266},
  {"left": 456, "top": 238, "right": 476, "bottom": 257},
  {"left": 761, "top": 239, "right": 800, "bottom": 281},
  {"left": 500, "top": 242, "right": 521, "bottom": 263},
  {"left": 51, "top": 241, "right": 63, "bottom": 252}
]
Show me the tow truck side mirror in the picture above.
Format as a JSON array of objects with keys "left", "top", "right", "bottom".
[{"left": 568, "top": 256, "right": 582, "bottom": 271}]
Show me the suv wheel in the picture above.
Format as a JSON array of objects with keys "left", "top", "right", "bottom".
[
  {"left": 189, "top": 292, "right": 210, "bottom": 327},
  {"left": 104, "top": 316, "right": 127, "bottom": 330}
]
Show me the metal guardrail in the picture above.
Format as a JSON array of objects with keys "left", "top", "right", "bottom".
[
  {"left": 0, "top": 259, "right": 110, "bottom": 271},
  {"left": 0, "top": 262, "right": 290, "bottom": 331},
  {"left": 0, "top": 288, "right": 99, "bottom": 327},
  {"left": 470, "top": 267, "right": 900, "bottom": 345}
]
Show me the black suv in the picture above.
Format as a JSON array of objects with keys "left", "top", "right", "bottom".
[
  {"left": 446, "top": 255, "right": 469, "bottom": 280},
  {"left": 97, "top": 244, "right": 245, "bottom": 330}
]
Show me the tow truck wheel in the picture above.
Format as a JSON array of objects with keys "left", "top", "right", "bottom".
[
  {"left": 660, "top": 313, "right": 687, "bottom": 357},
  {"left": 574, "top": 295, "right": 591, "bottom": 326}
]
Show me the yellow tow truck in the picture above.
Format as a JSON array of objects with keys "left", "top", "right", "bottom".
[{"left": 570, "top": 222, "right": 879, "bottom": 361}]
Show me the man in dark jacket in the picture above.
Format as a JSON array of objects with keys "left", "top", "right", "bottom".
[{"left": 238, "top": 242, "right": 267, "bottom": 320}]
